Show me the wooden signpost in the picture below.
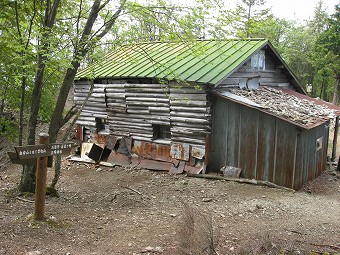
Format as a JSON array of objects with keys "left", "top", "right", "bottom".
[{"left": 8, "top": 133, "right": 73, "bottom": 220}]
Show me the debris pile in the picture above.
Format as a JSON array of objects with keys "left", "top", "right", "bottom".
[{"left": 228, "top": 87, "right": 337, "bottom": 127}]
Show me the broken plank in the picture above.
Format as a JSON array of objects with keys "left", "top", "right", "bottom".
[{"left": 186, "top": 173, "right": 295, "bottom": 192}]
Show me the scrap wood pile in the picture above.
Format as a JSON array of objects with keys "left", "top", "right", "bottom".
[{"left": 230, "top": 87, "right": 337, "bottom": 127}]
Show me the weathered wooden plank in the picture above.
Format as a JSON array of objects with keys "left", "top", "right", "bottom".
[
  {"left": 171, "top": 129, "right": 208, "bottom": 136},
  {"left": 126, "top": 97, "right": 169, "bottom": 103},
  {"left": 129, "top": 132, "right": 153, "bottom": 138},
  {"left": 105, "top": 88, "right": 126, "bottom": 93},
  {"left": 170, "top": 93, "right": 206, "bottom": 101},
  {"left": 90, "top": 93, "right": 106, "bottom": 98},
  {"left": 169, "top": 87, "right": 205, "bottom": 94},
  {"left": 260, "top": 78, "right": 288, "bottom": 84},
  {"left": 113, "top": 112, "right": 170, "bottom": 120},
  {"left": 126, "top": 88, "right": 169, "bottom": 93},
  {"left": 111, "top": 125, "right": 153, "bottom": 132},
  {"left": 126, "top": 93, "right": 168, "bottom": 98},
  {"left": 125, "top": 105, "right": 148, "bottom": 110},
  {"left": 170, "top": 100, "right": 208, "bottom": 107},
  {"left": 170, "top": 111, "right": 210, "bottom": 118},
  {"left": 149, "top": 107, "right": 170, "bottom": 112},
  {"left": 80, "top": 112, "right": 107, "bottom": 119},
  {"left": 105, "top": 93, "right": 126, "bottom": 99},
  {"left": 124, "top": 83, "right": 168, "bottom": 89},
  {"left": 126, "top": 109, "right": 150, "bottom": 114},
  {"left": 126, "top": 101, "right": 170, "bottom": 107},
  {"left": 171, "top": 136, "right": 205, "bottom": 145},
  {"left": 78, "top": 117, "right": 95, "bottom": 123},
  {"left": 107, "top": 119, "right": 152, "bottom": 127},
  {"left": 74, "top": 96, "right": 88, "bottom": 101},
  {"left": 171, "top": 122, "right": 210, "bottom": 129},
  {"left": 107, "top": 107, "right": 126, "bottom": 113},
  {"left": 170, "top": 106, "right": 210, "bottom": 113},
  {"left": 170, "top": 116, "right": 210, "bottom": 124},
  {"left": 83, "top": 105, "right": 107, "bottom": 111},
  {"left": 104, "top": 84, "right": 126, "bottom": 89},
  {"left": 106, "top": 102, "right": 126, "bottom": 108},
  {"left": 75, "top": 120, "right": 96, "bottom": 127},
  {"left": 92, "top": 88, "right": 106, "bottom": 93},
  {"left": 93, "top": 84, "right": 108, "bottom": 88},
  {"left": 130, "top": 135, "right": 152, "bottom": 142}
]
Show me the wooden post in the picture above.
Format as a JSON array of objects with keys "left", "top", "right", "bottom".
[
  {"left": 332, "top": 116, "right": 339, "bottom": 161},
  {"left": 34, "top": 133, "right": 49, "bottom": 220}
]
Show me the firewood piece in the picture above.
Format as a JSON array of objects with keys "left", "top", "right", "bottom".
[{"left": 186, "top": 173, "right": 295, "bottom": 192}]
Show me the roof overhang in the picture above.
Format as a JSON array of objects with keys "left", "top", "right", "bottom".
[{"left": 213, "top": 87, "right": 340, "bottom": 130}]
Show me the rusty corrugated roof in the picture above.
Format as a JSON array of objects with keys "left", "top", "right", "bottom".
[
  {"left": 76, "top": 39, "right": 270, "bottom": 85},
  {"left": 214, "top": 87, "right": 340, "bottom": 129}
]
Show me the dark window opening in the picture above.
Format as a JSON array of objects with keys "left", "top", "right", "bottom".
[
  {"left": 95, "top": 117, "right": 108, "bottom": 133},
  {"left": 153, "top": 124, "right": 171, "bottom": 140}
]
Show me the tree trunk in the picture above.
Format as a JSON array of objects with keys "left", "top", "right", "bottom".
[
  {"left": 48, "top": 65, "right": 79, "bottom": 143},
  {"left": 19, "top": 165, "right": 36, "bottom": 193},
  {"left": 332, "top": 76, "right": 340, "bottom": 105},
  {"left": 20, "top": 55, "right": 46, "bottom": 193},
  {"left": 47, "top": 0, "right": 126, "bottom": 189},
  {"left": 19, "top": 0, "right": 61, "bottom": 193},
  {"left": 19, "top": 59, "right": 26, "bottom": 146}
]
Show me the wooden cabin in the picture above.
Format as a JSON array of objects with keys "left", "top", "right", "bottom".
[{"left": 73, "top": 39, "right": 340, "bottom": 189}]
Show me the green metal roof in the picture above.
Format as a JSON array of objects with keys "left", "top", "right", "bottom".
[{"left": 76, "top": 39, "right": 269, "bottom": 85}]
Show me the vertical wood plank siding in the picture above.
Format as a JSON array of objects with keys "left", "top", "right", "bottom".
[
  {"left": 74, "top": 81, "right": 211, "bottom": 147},
  {"left": 210, "top": 96, "right": 328, "bottom": 189}
]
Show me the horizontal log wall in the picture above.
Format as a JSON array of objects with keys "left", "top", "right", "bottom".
[{"left": 74, "top": 81, "right": 211, "bottom": 146}]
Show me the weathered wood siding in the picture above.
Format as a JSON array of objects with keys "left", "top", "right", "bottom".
[
  {"left": 219, "top": 50, "right": 295, "bottom": 90},
  {"left": 210, "top": 96, "right": 328, "bottom": 189},
  {"left": 74, "top": 81, "right": 211, "bottom": 147}
]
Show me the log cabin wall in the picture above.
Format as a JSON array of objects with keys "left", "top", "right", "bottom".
[{"left": 74, "top": 79, "right": 211, "bottom": 172}]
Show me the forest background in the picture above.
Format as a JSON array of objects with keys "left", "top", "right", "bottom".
[{"left": 0, "top": 0, "right": 339, "bottom": 192}]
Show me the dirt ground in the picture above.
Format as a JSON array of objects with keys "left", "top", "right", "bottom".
[{"left": 1, "top": 138, "right": 340, "bottom": 255}]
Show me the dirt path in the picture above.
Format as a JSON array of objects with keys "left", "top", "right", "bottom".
[{"left": 1, "top": 159, "right": 340, "bottom": 255}]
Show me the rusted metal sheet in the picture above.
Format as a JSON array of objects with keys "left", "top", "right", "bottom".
[
  {"left": 106, "top": 136, "right": 118, "bottom": 150},
  {"left": 132, "top": 141, "right": 171, "bottom": 162},
  {"left": 138, "top": 159, "right": 173, "bottom": 171},
  {"left": 94, "top": 133, "right": 109, "bottom": 144},
  {"left": 184, "top": 164, "right": 205, "bottom": 174},
  {"left": 107, "top": 151, "right": 131, "bottom": 166},
  {"left": 76, "top": 125, "right": 83, "bottom": 141},
  {"left": 170, "top": 143, "right": 190, "bottom": 161},
  {"left": 191, "top": 146, "right": 205, "bottom": 159},
  {"left": 169, "top": 160, "right": 185, "bottom": 174}
]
